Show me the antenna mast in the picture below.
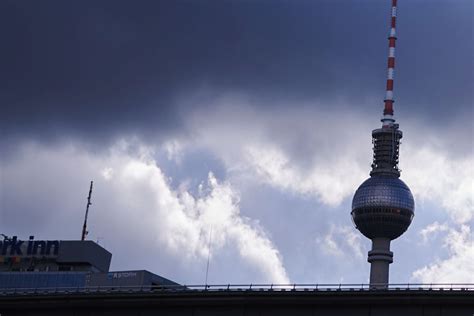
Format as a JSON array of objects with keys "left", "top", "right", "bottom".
[
  {"left": 205, "top": 226, "right": 212, "bottom": 285},
  {"left": 382, "top": 0, "right": 398, "bottom": 127},
  {"left": 81, "top": 181, "right": 94, "bottom": 241}
]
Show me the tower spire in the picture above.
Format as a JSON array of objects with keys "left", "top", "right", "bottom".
[{"left": 382, "top": 0, "right": 398, "bottom": 127}]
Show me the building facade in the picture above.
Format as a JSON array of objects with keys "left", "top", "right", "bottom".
[{"left": 0, "top": 235, "right": 177, "bottom": 291}]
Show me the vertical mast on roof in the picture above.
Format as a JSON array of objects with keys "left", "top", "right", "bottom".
[{"left": 81, "top": 181, "right": 94, "bottom": 241}]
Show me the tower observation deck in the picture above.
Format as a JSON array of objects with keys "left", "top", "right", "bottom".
[{"left": 351, "top": 0, "right": 415, "bottom": 289}]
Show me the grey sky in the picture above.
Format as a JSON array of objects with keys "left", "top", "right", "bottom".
[
  {"left": 0, "top": 0, "right": 473, "bottom": 285},
  {"left": 1, "top": 0, "right": 472, "bottom": 143}
]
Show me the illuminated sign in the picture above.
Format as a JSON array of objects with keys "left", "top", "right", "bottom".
[{"left": 0, "top": 236, "right": 59, "bottom": 257}]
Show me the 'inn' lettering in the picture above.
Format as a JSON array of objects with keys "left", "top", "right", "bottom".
[{"left": 0, "top": 236, "right": 60, "bottom": 257}]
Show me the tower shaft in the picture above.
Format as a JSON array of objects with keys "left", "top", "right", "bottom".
[{"left": 368, "top": 238, "right": 393, "bottom": 288}]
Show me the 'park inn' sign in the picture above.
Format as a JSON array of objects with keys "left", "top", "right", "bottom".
[{"left": 0, "top": 236, "right": 59, "bottom": 257}]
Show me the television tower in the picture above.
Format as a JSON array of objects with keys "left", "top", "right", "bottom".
[{"left": 351, "top": 0, "right": 415, "bottom": 289}]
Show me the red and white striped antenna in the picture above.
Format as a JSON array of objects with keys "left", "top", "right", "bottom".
[{"left": 381, "top": 0, "right": 398, "bottom": 127}]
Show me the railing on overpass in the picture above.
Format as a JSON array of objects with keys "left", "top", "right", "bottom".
[{"left": 0, "top": 283, "right": 473, "bottom": 296}]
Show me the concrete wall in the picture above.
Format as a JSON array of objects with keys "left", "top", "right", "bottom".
[{"left": 1, "top": 290, "right": 472, "bottom": 316}]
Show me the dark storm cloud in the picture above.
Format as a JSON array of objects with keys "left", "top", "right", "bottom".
[{"left": 1, "top": 0, "right": 472, "bottom": 144}]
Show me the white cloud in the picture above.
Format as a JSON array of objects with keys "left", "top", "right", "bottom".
[
  {"left": 317, "top": 230, "right": 343, "bottom": 257},
  {"left": 1, "top": 141, "right": 289, "bottom": 284},
  {"left": 412, "top": 225, "right": 474, "bottom": 283},
  {"left": 403, "top": 144, "right": 473, "bottom": 225},
  {"left": 244, "top": 144, "right": 365, "bottom": 206},
  {"left": 163, "top": 140, "right": 185, "bottom": 164},
  {"left": 101, "top": 167, "right": 114, "bottom": 180},
  {"left": 316, "top": 225, "right": 364, "bottom": 260},
  {"left": 185, "top": 98, "right": 370, "bottom": 207},
  {"left": 419, "top": 222, "right": 449, "bottom": 244}
]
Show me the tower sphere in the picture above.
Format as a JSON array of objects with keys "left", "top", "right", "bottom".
[{"left": 351, "top": 176, "right": 414, "bottom": 240}]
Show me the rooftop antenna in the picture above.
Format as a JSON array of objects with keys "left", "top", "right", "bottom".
[
  {"left": 205, "top": 226, "right": 213, "bottom": 286},
  {"left": 81, "top": 181, "right": 94, "bottom": 241}
]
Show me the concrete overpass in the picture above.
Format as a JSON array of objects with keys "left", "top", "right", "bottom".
[{"left": 1, "top": 284, "right": 473, "bottom": 316}]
